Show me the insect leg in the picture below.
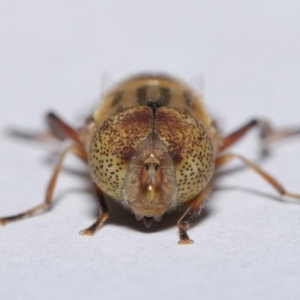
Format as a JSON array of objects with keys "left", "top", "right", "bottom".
[
  {"left": 215, "top": 153, "right": 300, "bottom": 200},
  {"left": 178, "top": 182, "right": 213, "bottom": 245},
  {"left": 0, "top": 144, "right": 87, "bottom": 226},
  {"left": 79, "top": 185, "right": 109, "bottom": 236},
  {"left": 46, "top": 112, "right": 83, "bottom": 145},
  {"left": 220, "top": 119, "right": 300, "bottom": 152},
  {"left": 6, "top": 112, "right": 82, "bottom": 144}
]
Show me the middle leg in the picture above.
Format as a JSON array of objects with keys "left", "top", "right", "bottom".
[{"left": 215, "top": 153, "right": 300, "bottom": 201}]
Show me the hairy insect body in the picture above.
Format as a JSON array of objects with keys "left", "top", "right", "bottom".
[
  {"left": 87, "top": 75, "right": 217, "bottom": 223},
  {"left": 3, "top": 73, "right": 299, "bottom": 244}
]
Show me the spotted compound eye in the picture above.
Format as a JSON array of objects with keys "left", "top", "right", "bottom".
[
  {"left": 154, "top": 107, "right": 215, "bottom": 202},
  {"left": 88, "top": 106, "right": 153, "bottom": 200}
]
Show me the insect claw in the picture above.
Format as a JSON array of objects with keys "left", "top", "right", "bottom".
[
  {"left": 79, "top": 229, "right": 94, "bottom": 236},
  {"left": 178, "top": 238, "right": 194, "bottom": 245}
]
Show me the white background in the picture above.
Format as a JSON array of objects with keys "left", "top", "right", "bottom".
[{"left": 1, "top": 1, "right": 300, "bottom": 299}]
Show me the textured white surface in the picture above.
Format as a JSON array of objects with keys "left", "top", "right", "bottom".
[{"left": 1, "top": 1, "right": 300, "bottom": 300}]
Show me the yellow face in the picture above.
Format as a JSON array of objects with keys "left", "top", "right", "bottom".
[{"left": 88, "top": 104, "right": 215, "bottom": 222}]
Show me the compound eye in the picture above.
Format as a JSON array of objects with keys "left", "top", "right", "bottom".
[
  {"left": 88, "top": 106, "right": 153, "bottom": 200},
  {"left": 154, "top": 107, "right": 215, "bottom": 202}
]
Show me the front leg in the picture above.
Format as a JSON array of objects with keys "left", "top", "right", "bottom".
[
  {"left": 178, "top": 182, "right": 212, "bottom": 245},
  {"left": 79, "top": 185, "right": 109, "bottom": 236},
  {"left": 0, "top": 144, "right": 87, "bottom": 225}
]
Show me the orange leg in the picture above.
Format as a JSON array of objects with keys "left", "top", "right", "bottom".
[
  {"left": 6, "top": 111, "right": 82, "bottom": 145},
  {"left": 220, "top": 119, "right": 300, "bottom": 152},
  {"left": 46, "top": 112, "right": 83, "bottom": 145},
  {"left": 178, "top": 182, "right": 213, "bottom": 245},
  {"left": 48, "top": 111, "right": 109, "bottom": 235},
  {"left": 79, "top": 185, "right": 109, "bottom": 236},
  {"left": 0, "top": 144, "right": 87, "bottom": 225},
  {"left": 215, "top": 153, "right": 300, "bottom": 200}
]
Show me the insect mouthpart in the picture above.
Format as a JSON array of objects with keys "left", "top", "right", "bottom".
[
  {"left": 142, "top": 217, "right": 156, "bottom": 228},
  {"left": 135, "top": 215, "right": 162, "bottom": 228}
]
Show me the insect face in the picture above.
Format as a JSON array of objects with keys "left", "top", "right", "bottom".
[
  {"left": 122, "top": 132, "right": 177, "bottom": 224},
  {"left": 88, "top": 103, "right": 215, "bottom": 225}
]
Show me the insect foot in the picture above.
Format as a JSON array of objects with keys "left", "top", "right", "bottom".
[
  {"left": 79, "top": 229, "right": 95, "bottom": 236},
  {"left": 178, "top": 238, "right": 194, "bottom": 245}
]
